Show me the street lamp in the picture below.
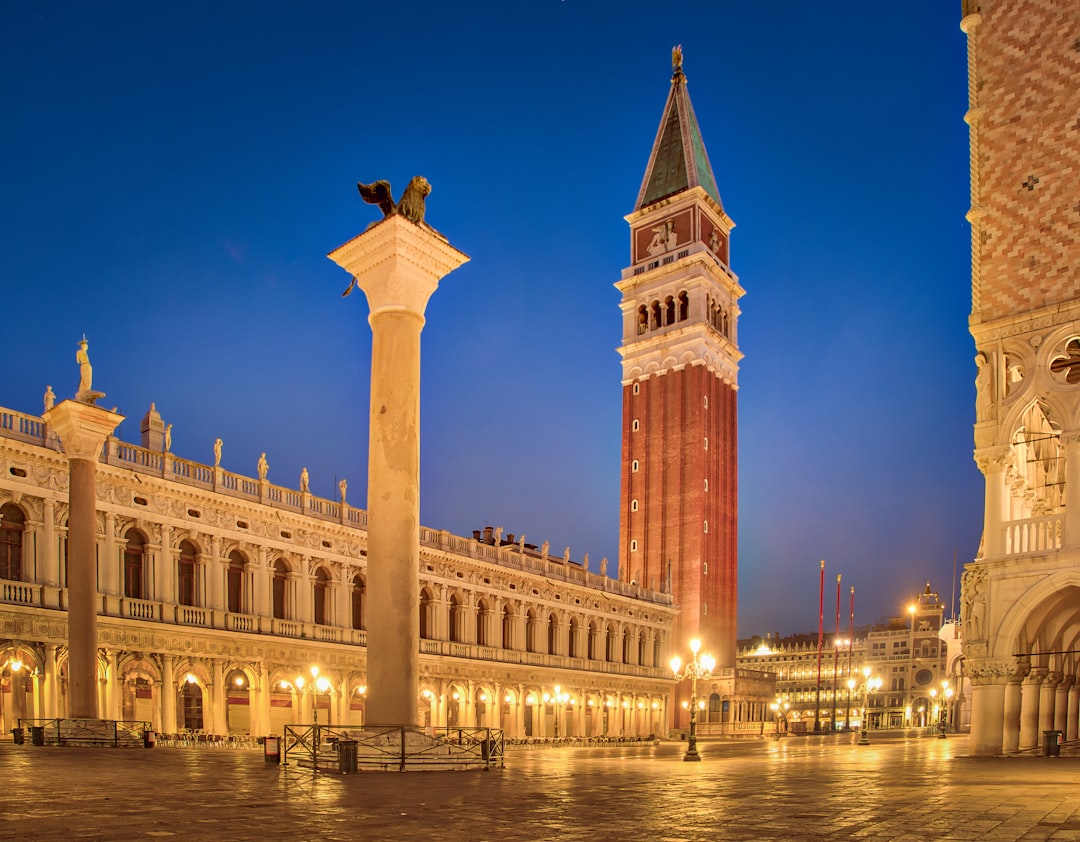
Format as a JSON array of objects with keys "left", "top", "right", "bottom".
[
  {"left": 295, "top": 665, "right": 332, "bottom": 726},
  {"left": 932, "top": 680, "right": 953, "bottom": 737},
  {"left": 770, "top": 698, "right": 789, "bottom": 739},
  {"left": 543, "top": 685, "right": 570, "bottom": 738},
  {"left": 847, "top": 667, "right": 882, "bottom": 745},
  {"left": 670, "top": 639, "right": 716, "bottom": 762}
]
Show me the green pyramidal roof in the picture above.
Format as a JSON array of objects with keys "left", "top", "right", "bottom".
[{"left": 635, "top": 57, "right": 723, "bottom": 212}]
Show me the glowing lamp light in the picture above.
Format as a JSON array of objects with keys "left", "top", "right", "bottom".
[
  {"left": 479, "top": 693, "right": 488, "bottom": 703},
  {"left": 185, "top": 673, "right": 197, "bottom": 684},
  {"left": 11, "top": 659, "right": 23, "bottom": 672},
  {"left": 315, "top": 676, "right": 331, "bottom": 693}
]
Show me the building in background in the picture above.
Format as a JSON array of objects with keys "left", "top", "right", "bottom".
[{"left": 739, "top": 584, "right": 968, "bottom": 734}]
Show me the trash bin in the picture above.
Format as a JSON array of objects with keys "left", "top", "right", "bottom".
[
  {"left": 337, "top": 739, "right": 357, "bottom": 774},
  {"left": 30, "top": 726, "right": 45, "bottom": 746},
  {"left": 1043, "top": 730, "right": 1062, "bottom": 757},
  {"left": 263, "top": 735, "right": 281, "bottom": 764},
  {"left": 11, "top": 728, "right": 24, "bottom": 745},
  {"left": 143, "top": 729, "right": 156, "bottom": 748}
]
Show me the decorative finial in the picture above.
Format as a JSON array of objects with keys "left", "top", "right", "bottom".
[{"left": 672, "top": 44, "right": 684, "bottom": 78}]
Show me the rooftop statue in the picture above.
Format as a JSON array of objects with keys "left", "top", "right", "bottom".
[{"left": 75, "top": 336, "right": 105, "bottom": 405}]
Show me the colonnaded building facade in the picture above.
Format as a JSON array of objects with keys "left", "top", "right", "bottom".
[
  {"left": 0, "top": 54, "right": 773, "bottom": 740},
  {"left": 960, "top": 0, "right": 1080, "bottom": 755}
]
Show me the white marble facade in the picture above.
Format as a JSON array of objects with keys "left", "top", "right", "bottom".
[{"left": 0, "top": 402, "right": 675, "bottom": 739}]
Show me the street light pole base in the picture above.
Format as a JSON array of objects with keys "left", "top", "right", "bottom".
[{"left": 683, "top": 751, "right": 702, "bottom": 762}]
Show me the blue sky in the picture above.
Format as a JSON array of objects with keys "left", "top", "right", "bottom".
[{"left": 1, "top": 1, "right": 976, "bottom": 636}]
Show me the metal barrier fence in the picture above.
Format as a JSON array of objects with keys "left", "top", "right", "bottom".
[
  {"left": 282, "top": 724, "right": 504, "bottom": 772},
  {"left": 16, "top": 718, "right": 150, "bottom": 747}
]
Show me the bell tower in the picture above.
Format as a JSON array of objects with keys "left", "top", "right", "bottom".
[{"left": 616, "top": 48, "right": 743, "bottom": 668}]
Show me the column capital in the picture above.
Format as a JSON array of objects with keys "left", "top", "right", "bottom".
[
  {"left": 973, "top": 445, "right": 1011, "bottom": 475},
  {"left": 43, "top": 400, "right": 124, "bottom": 460},
  {"left": 967, "top": 658, "right": 1019, "bottom": 685},
  {"left": 328, "top": 214, "right": 469, "bottom": 318}
]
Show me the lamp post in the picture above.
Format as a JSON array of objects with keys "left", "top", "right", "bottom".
[
  {"left": 295, "top": 665, "right": 332, "bottom": 726},
  {"left": 847, "top": 667, "right": 882, "bottom": 745},
  {"left": 670, "top": 639, "right": 716, "bottom": 762},
  {"left": 933, "top": 681, "right": 953, "bottom": 738},
  {"left": 544, "top": 685, "right": 570, "bottom": 738},
  {"left": 770, "top": 698, "right": 789, "bottom": 739}
]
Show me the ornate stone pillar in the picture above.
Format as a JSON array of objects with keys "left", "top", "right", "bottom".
[
  {"left": 102, "top": 511, "right": 117, "bottom": 598},
  {"left": 1063, "top": 432, "right": 1080, "bottom": 548},
  {"left": 211, "top": 660, "right": 226, "bottom": 735},
  {"left": 41, "top": 498, "right": 60, "bottom": 608},
  {"left": 104, "top": 650, "right": 119, "bottom": 720},
  {"left": 43, "top": 400, "right": 123, "bottom": 719},
  {"left": 157, "top": 523, "right": 174, "bottom": 605},
  {"left": 207, "top": 536, "right": 223, "bottom": 614},
  {"left": 329, "top": 209, "right": 468, "bottom": 727},
  {"left": 1039, "top": 672, "right": 1062, "bottom": 735},
  {"left": 974, "top": 446, "right": 1010, "bottom": 558},
  {"left": 1055, "top": 676, "right": 1072, "bottom": 736},
  {"left": 1068, "top": 680, "right": 1080, "bottom": 743},
  {"left": 44, "top": 645, "right": 59, "bottom": 718},
  {"left": 968, "top": 659, "right": 1012, "bottom": 755},
  {"left": 1002, "top": 672, "right": 1024, "bottom": 753},
  {"left": 161, "top": 655, "right": 176, "bottom": 735},
  {"left": 1019, "top": 667, "right": 1046, "bottom": 749},
  {"left": 253, "top": 546, "right": 268, "bottom": 621},
  {"left": 297, "top": 556, "right": 312, "bottom": 623}
]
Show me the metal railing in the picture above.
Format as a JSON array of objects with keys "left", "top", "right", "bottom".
[
  {"left": 282, "top": 724, "right": 504, "bottom": 772},
  {"left": 16, "top": 717, "right": 150, "bottom": 747}
]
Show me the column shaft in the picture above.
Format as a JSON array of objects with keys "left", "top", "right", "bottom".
[
  {"left": 68, "top": 457, "right": 99, "bottom": 718},
  {"left": 365, "top": 310, "right": 423, "bottom": 726}
]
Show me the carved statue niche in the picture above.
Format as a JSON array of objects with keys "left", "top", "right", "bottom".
[{"left": 975, "top": 352, "right": 994, "bottom": 422}]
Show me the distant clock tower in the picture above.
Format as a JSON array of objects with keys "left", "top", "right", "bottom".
[{"left": 616, "top": 49, "right": 743, "bottom": 671}]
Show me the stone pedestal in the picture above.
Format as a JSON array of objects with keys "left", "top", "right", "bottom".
[
  {"left": 329, "top": 213, "right": 468, "bottom": 726},
  {"left": 43, "top": 400, "right": 124, "bottom": 719}
]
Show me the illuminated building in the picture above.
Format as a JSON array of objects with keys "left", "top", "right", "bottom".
[
  {"left": 960, "top": 0, "right": 1080, "bottom": 755},
  {"left": 738, "top": 584, "right": 959, "bottom": 733}
]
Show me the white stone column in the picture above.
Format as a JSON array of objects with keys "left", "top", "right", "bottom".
[
  {"left": 975, "top": 447, "right": 1010, "bottom": 558},
  {"left": 44, "top": 645, "right": 59, "bottom": 718},
  {"left": 1041, "top": 672, "right": 1062, "bottom": 733},
  {"left": 102, "top": 511, "right": 117, "bottom": 598},
  {"left": 161, "top": 655, "right": 176, "bottom": 735},
  {"left": 969, "top": 660, "right": 1011, "bottom": 756},
  {"left": 43, "top": 400, "right": 124, "bottom": 719},
  {"left": 1019, "top": 669, "right": 1046, "bottom": 750},
  {"left": 157, "top": 523, "right": 174, "bottom": 605},
  {"left": 208, "top": 536, "right": 223, "bottom": 614},
  {"left": 329, "top": 213, "right": 468, "bottom": 727},
  {"left": 211, "top": 660, "right": 226, "bottom": 735},
  {"left": 1068, "top": 682, "right": 1080, "bottom": 742},
  {"left": 1002, "top": 677, "right": 1022, "bottom": 753},
  {"left": 1063, "top": 433, "right": 1080, "bottom": 548},
  {"left": 105, "top": 650, "right": 119, "bottom": 720},
  {"left": 1055, "top": 677, "right": 1072, "bottom": 736}
]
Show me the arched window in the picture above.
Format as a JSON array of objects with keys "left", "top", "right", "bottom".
[
  {"left": 501, "top": 605, "right": 513, "bottom": 649},
  {"left": 272, "top": 559, "right": 289, "bottom": 620},
  {"left": 177, "top": 540, "right": 197, "bottom": 607},
  {"left": 637, "top": 305, "right": 648, "bottom": 335},
  {"left": 124, "top": 529, "right": 146, "bottom": 599},
  {"left": 678, "top": 291, "right": 689, "bottom": 321},
  {"left": 313, "top": 566, "right": 330, "bottom": 625},
  {"left": 227, "top": 551, "right": 246, "bottom": 614},
  {"left": 664, "top": 296, "right": 675, "bottom": 326},
  {"left": 547, "top": 613, "right": 558, "bottom": 655},
  {"left": 606, "top": 627, "right": 617, "bottom": 662},
  {"left": 420, "top": 589, "right": 433, "bottom": 639},
  {"left": 631, "top": 499, "right": 638, "bottom": 512},
  {"left": 632, "top": 460, "right": 639, "bottom": 473},
  {"left": 0, "top": 504, "right": 25, "bottom": 582},
  {"left": 449, "top": 593, "right": 464, "bottom": 643},
  {"left": 476, "top": 598, "right": 490, "bottom": 646},
  {"left": 526, "top": 609, "right": 538, "bottom": 653},
  {"left": 650, "top": 300, "right": 661, "bottom": 330},
  {"left": 181, "top": 681, "right": 203, "bottom": 730},
  {"left": 568, "top": 617, "right": 579, "bottom": 658},
  {"left": 351, "top": 574, "right": 365, "bottom": 630}
]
